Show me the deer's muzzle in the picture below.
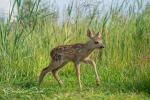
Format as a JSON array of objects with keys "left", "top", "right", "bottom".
[{"left": 99, "top": 45, "right": 104, "bottom": 49}]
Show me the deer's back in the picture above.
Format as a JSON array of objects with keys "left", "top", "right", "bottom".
[{"left": 50, "top": 43, "right": 86, "bottom": 61}]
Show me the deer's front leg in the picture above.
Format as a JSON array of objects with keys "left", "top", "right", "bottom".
[
  {"left": 74, "top": 62, "right": 82, "bottom": 90},
  {"left": 83, "top": 59, "right": 100, "bottom": 86}
]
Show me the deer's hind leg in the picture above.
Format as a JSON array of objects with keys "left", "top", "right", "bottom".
[
  {"left": 39, "top": 63, "right": 53, "bottom": 85},
  {"left": 52, "top": 61, "right": 67, "bottom": 86},
  {"left": 39, "top": 58, "right": 68, "bottom": 85}
]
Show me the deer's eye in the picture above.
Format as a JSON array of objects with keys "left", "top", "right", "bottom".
[{"left": 94, "top": 41, "right": 99, "bottom": 44}]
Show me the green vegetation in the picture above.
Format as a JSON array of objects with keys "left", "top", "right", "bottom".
[{"left": 0, "top": 0, "right": 150, "bottom": 99}]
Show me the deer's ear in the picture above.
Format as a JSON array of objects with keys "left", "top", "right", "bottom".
[
  {"left": 87, "top": 29, "right": 93, "bottom": 38},
  {"left": 96, "top": 32, "right": 101, "bottom": 38}
]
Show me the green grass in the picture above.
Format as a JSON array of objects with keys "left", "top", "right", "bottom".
[
  {"left": 0, "top": 84, "right": 150, "bottom": 99},
  {"left": 0, "top": 0, "right": 150, "bottom": 99}
]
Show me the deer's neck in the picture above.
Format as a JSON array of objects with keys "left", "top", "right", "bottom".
[{"left": 84, "top": 42, "right": 95, "bottom": 54}]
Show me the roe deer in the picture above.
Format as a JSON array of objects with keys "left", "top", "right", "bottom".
[{"left": 39, "top": 29, "right": 104, "bottom": 89}]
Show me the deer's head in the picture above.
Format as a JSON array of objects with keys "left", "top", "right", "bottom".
[{"left": 86, "top": 29, "right": 104, "bottom": 49}]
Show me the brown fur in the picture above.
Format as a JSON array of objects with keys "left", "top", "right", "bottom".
[{"left": 39, "top": 29, "right": 104, "bottom": 89}]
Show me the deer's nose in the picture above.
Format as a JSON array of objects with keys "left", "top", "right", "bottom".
[
  {"left": 101, "top": 45, "right": 104, "bottom": 48},
  {"left": 99, "top": 45, "right": 104, "bottom": 49}
]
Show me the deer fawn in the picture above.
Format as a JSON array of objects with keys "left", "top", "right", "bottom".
[{"left": 39, "top": 29, "right": 104, "bottom": 89}]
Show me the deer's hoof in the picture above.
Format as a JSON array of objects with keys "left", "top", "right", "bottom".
[
  {"left": 96, "top": 83, "right": 100, "bottom": 86},
  {"left": 59, "top": 80, "right": 64, "bottom": 86},
  {"left": 96, "top": 80, "right": 100, "bottom": 86}
]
